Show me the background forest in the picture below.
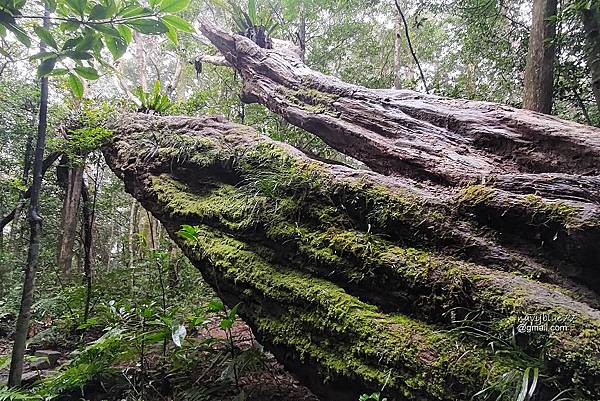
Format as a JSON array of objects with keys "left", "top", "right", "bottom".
[{"left": 0, "top": 0, "right": 599, "bottom": 400}]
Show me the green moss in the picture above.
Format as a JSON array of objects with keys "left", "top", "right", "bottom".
[
  {"left": 522, "top": 194, "right": 578, "bottom": 225},
  {"left": 284, "top": 87, "right": 339, "bottom": 115},
  {"left": 179, "top": 226, "right": 518, "bottom": 399},
  {"left": 457, "top": 184, "right": 496, "bottom": 206},
  {"left": 152, "top": 175, "right": 264, "bottom": 231}
]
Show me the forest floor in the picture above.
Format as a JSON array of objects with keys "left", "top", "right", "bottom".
[{"left": 0, "top": 317, "right": 320, "bottom": 401}]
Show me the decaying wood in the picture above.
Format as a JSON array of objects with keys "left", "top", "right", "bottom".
[{"left": 101, "top": 113, "right": 600, "bottom": 401}]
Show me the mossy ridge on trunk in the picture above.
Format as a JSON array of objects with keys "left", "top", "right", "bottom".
[
  {"left": 175, "top": 225, "right": 530, "bottom": 401},
  {"left": 101, "top": 113, "right": 600, "bottom": 400}
]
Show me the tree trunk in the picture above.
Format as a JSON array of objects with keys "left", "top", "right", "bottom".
[
  {"left": 81, "top": 179, "right": 93, "bottom": 324},
  {"left": 297, "top": 2, "right": 306, "bottom": 62},
  {"left": 128, "top": 201, "right": 139, "bottom": 269},
  {"left": 134, "top": 32, "right": 148, "bottom": 92},
  {"left": 56, "top": 160, "right": 84, "bottom": 277},
  {"left": 8, "top": 6, "right": 50, "bottom": 387},
  {"left": 522, "top": 0, "right": 558, "bottom": 113},
  {"left": 581, "top": 3, "right": 600, "bottom": 115},
  {"left": 100, "top": 111, "right": 600, "bottom": 401},
  {"left": 8, "top": 131, "right": 35, "bottom": 250},
  {"left": 94, "top": 21, "right": 600, "bottom": 400},
  {"left": 394, "top": 14, "right": 403, "bottom": 89}
]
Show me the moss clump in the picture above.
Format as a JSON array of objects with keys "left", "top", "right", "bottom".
[
  {"left": 522, "top": 194, "right": 578, "bottom": 225},
  {"left": 152, "top": 175, "right": 263, "bottom": 232},
  {"left": 456, "top": 184, "right": 496, "bottom": 206},
  {"left": 284, "top": 87, "right": 339, "bottom": 115}
]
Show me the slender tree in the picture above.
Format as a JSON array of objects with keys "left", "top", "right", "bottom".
[
  {"left": 56, "top": 158, "right": 84, "bottom": 277},
  {"left": 7, "top": 6, "right": 50, "bottom": 388},
  {"left": 522, "top": 0, "right": 558, "bottom": 113},
  {"left": 394, "top": 0, "right": 428, "bottom": 93},
  {"left": 580, "top": 2, "right": 600, "bottom": 115},
  {"left": 394, "top": 14, "right": 403, "bottom": 89}
]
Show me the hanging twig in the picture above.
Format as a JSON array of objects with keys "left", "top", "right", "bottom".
[{"left": 394, "top": 0, "right": 429, "bottom": 93}]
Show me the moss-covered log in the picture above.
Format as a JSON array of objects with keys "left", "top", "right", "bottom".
[
  {"left": 102, "top": 113, "right": 600, "bottom": 401},
  {"left": 197, "top": 20, "right": 600, "bottom": 295}
]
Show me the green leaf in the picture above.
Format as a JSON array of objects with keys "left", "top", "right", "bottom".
[
  {"left": 207, "top": 299, "right": 224, "bottom": 312},
  {"left": 33, "top": 25, "right": 58, "bottom": 49},
  {"left": 62, "top": 37, "right": 81, "bottom": 50},
  {"left": 89, "top": 4, "right": 111, "bottom": 20},
  {"left": 165, "top": 24, "right": 177, "bottom": 44},
  {"left": 219, "top": 318, "right": 233, "bottom": 330},
  {"left": 75, "top": 65, "right": 99, "bottom": 80},
  {"left": 116, "top": 25, "right": 132, "bottom": 43},
  {"left": 37, "top": 56, "right": 57, "bottom": 77},
  {"left": 126, "top": 18, "right": 169, "bottom": 34},
  {"left": 161, "top": 15, "right": 194, "bottom": 32},
  {"left": 228, "top": 303, "right": 239, "bottom": 320},
  {"left": 44, "top": 0, "right": 57, "bottom": 12},
  {"left": 104, "top": 33, "right": 127, "bottom": 59},
  {"left": 0, "top": 10, "right": 16, "bottom": 24},
  {"left": 62, "top": 50, "right": 93, "bottom": 60},
  {"left": 68, "top": 73, "right": 84, "bottom": 97},
  {"left": 59, "top": 20, "right": 81, "bottom": 31},
  {"left": 90, "top": 23, "right": 121, "bottom": 37},
  {"left": 117, "top": 4, "right": 148, "bottom": 17},
  {"left": 248, "top": 0, "right": 257, "bottom": 25},
  {"left": 49, "top": 67, "right": 69, "bottom": 76},
  {"left": 75, "top": 32, "right": 97, "bottom": 51},
  {"left": 5, "top": 22, "right": 31, "bottom": 47},
  {"left": 517, "top": 367, "right": 530, "bottom": 401},
  {"left": 152, "top": 79, "right": 160, "bottom": 96},
  {"left": 159, "top": 0, "right": 190, "bottom": 13},
  {"left": 30, "top": 51, "right": 58, "bottom": 61},
  {"left": 65, "top": 0, "right": 87, "bottom": 16}
]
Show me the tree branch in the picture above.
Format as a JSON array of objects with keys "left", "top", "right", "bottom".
[{"left": 394, "top": 0, "right": 429, "bottom": 93}]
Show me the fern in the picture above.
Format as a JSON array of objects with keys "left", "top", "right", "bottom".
[
  {"left": 0, "top": 387, "right": 42, "bottom": 401},
  {"left": 134, "top": 80, "right": 172, "bottom": 114}
]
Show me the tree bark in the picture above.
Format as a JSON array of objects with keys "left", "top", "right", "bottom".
[
  {"left": 56, "top": 159, "right": 84, "bottom": 277},
  {"left": 522, "top": 0, "right": 558, "bottom": 113},
  {"left": 198, "top": 19, "right": 599, "bottom": 184},
  {"left": 100, "top": 112, "right": 600, "bottom": 401},
  {"left": 8, "top": 6, "right": 50, "bottom": 387},
  {"left": 581, "top": 3, "right": 600, "bottom": 115}
]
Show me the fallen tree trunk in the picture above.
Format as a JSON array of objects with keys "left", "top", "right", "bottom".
[
  {"left": 101, "top": 113, "right": 600, "bottom": 401},
  {"left": 198, "top": 20, "right": 600, "bottom": 295}
]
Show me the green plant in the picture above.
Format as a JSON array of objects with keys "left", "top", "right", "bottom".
[
  {"left": 0, "top": 0, "right": 195, "bottom": 97},
  {"left": 134, "top": 80, "right": 172, "bottom": 114},
  {"left": 0, "top": 387, "right": 42, "bottom": 400},
  {"left": 471, "top": 367, "right": 544, "bottom": 401},
  {"left": 229, "top": 0, "right": 278, "bottom": 34},
  {"left": 359, "top": 392, "right": 387, "bottom": 401}
]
